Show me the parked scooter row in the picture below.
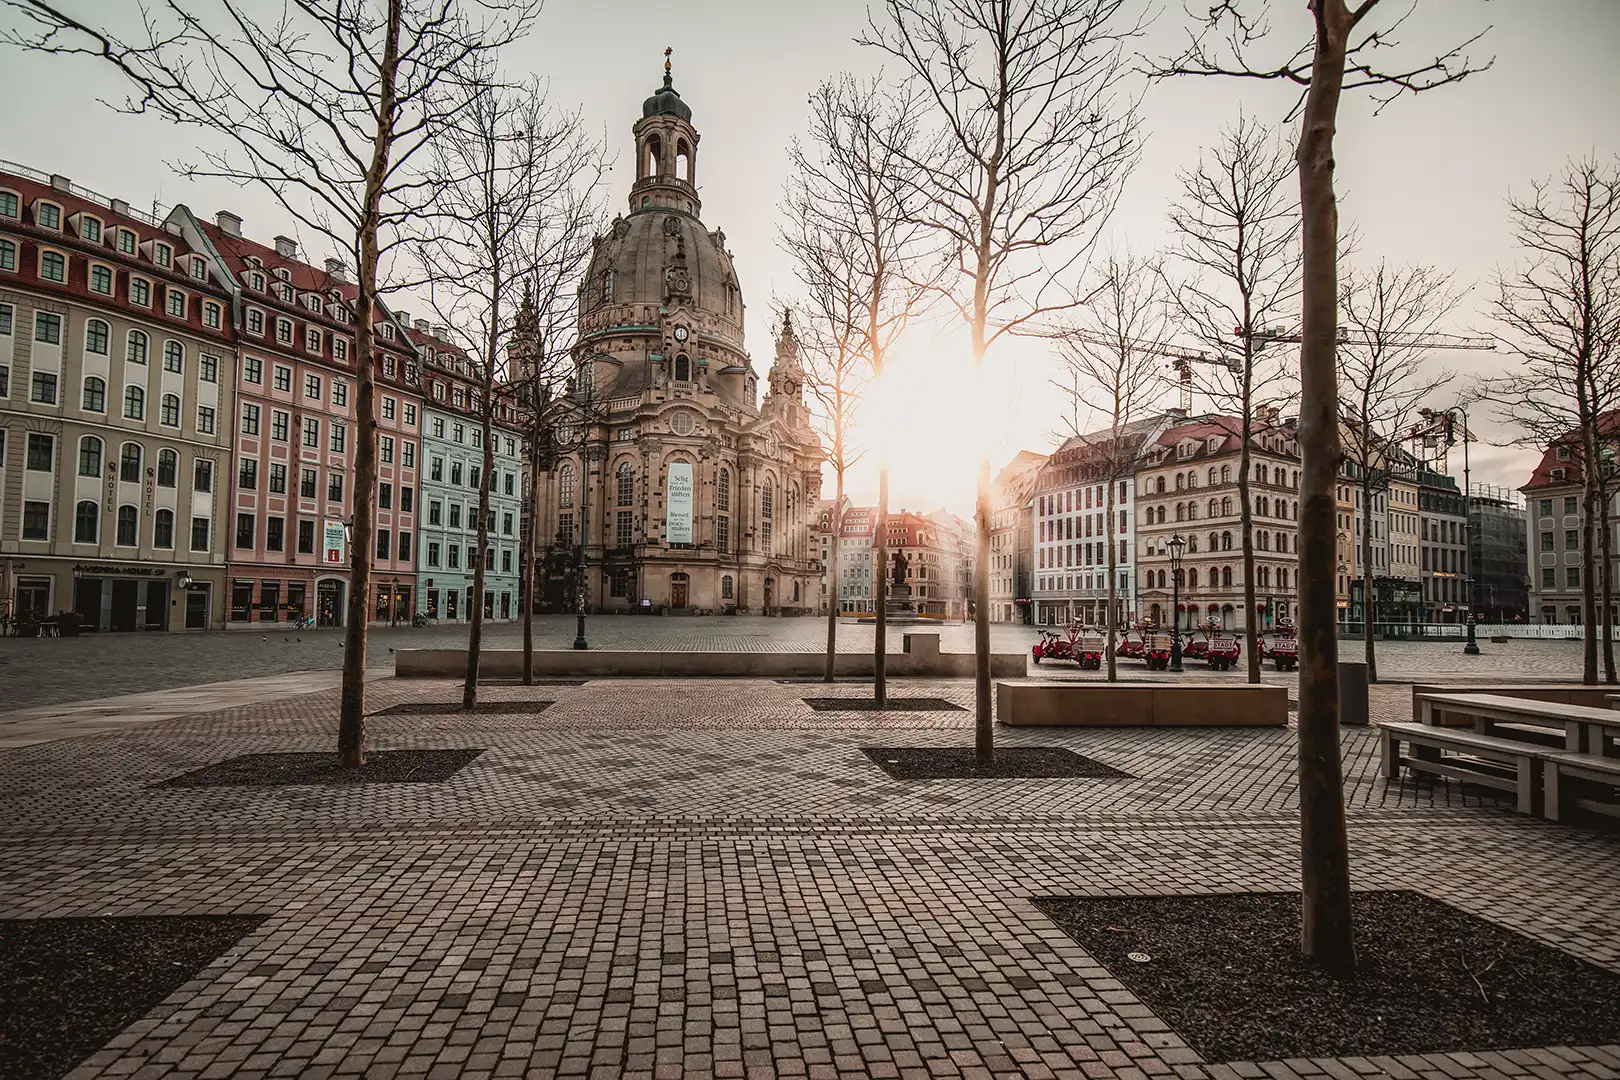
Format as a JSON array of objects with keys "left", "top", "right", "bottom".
[{"left": 1033, "top": 618, "right": 1300, "bottom": 672}]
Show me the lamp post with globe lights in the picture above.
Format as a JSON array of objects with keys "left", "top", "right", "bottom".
[{"left": 1167, "top": 532, "right": 1186, "bottom": 673}]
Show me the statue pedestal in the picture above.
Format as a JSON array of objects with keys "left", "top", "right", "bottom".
[{"left": 883, "top": 583, "right": 928, "bottom": 624}]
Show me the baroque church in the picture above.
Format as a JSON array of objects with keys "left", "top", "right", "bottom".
[{"left": 532, "top": 58, "right": 823, "bottom": 614}]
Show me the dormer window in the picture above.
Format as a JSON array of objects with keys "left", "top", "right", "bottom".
[
  {"left": 1557, "top": 445, "right": 1572, "bottom": 460},
  {"left": 1208, "top": 436, "right": 1220, "bottom": 453},
  {"left": 166, "top": 288, "right": 186, "bottom": 318},
  {"left": 305, "top": 327, "right": 321, "bottom": 353},
  {"left": 272, "top": 266, "right": 289, "bottom": 281},
  {"left": 203, "top": 302, "right": 222, "bottom": 330},
  {"left": 334, "top": 337, "right": 349, "bottom": 363},
  {"left": 1552, "top": 467, "right": 1567, "bottom": 482},
  {"left": 245, "top": 308, "right": 263, "bottom": 335},
  {"left": 116, "top": 229, "right": 136, "bottom": 255},
  {"left": 36, "top": 201, "right": 61, "bottom": 230},
  {"left": 129, "top": 277, "right": 150, "bottom": 306},
  {"left": 80, "top": 216, "right": 102, "bottom": 242},
  {"left": 382, "top": 356, "right": 396, "bottom": 377},
  {"left": 249, "top": 271, "right": 265, "bottom": 291},
  {"left": 274, "top": 282, "right": 292, "bottom": 303},
  {"left": 189, "top": 257, "right": 207, "bottom": 281},
  {"left": 154, "top": 242, "right": 172, "bottom": 268},
  {"left": 303, "top": 294, "right": 321, "bottom": 312},
  {"left": 0, "top": 191, "right": 17, "bottom": 219},
  {"left": 275, "top": 318, "right": 292, "bottom": 344},
  {"left": 380, "top": 323, "right": 395, "bottom": 341},
  {"left": 39, "top": 249, "right": 66, "bottom": 282},
  {"left": 89, "top": 264, "right": 113, "bottom": 295}
]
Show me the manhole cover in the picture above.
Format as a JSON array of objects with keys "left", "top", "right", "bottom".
[{"left": 1127, "top": 952, "right": 1152, "bottom": 963}]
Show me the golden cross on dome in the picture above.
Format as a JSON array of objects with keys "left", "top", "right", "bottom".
[{"left": 664, "top": 46, "right": 672, "bottom": 76}]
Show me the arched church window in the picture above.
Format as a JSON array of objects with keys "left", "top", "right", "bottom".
[
  {"left": 721, "top": 575, "right": 733, "bottom": 600},
  {"left": 761, "top": 480, "right": 774, "bottom": 519},
  {"left": 676, "top": 140, "right": 691, "bottom": 182},
  {"left": 644, "top": 135, "right": 662, "bottom": 179},
  {"left": 716, "top": 468, "right": 730, "bottom": 512},
  {"left": 617, "top": 462, "right": 634, "bottom": 507},
  {"left": 674, "top": 354, "right": 690, "bottom": 382},
  {"left": 558, "top": 464, "right": 575, "bottom": 509},
  {"left": 601, "top": 269, "right": 614, "bottom": 305}
]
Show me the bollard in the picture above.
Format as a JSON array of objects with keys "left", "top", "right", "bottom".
[{"left": 1338, "top": 660, "right": 1369, "bottom": 727}]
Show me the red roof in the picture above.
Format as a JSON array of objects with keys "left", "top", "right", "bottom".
[{"left": 1521, "top": 411, "right": 1620, "bottom": 491}]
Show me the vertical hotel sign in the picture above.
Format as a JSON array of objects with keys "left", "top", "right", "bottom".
[
  {"left": 666, "top": 463, "right": 694, "bottom": 544},
  {"left": 323, "top": 521, "right": 347, "bottom": 564}
]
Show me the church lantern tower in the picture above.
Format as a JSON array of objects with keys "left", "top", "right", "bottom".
[{"left": 632, "top": 48, "right": 701, "bottom": 217}]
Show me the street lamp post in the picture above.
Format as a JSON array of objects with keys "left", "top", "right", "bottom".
[
  {"left": 572, "top": 368, "right": 593, "bottom": 651},
  {"left": 1167, "top": 532, "right": 1185, "bottom": 673},
  {"left": 1421, "top": 406, "right": 1479, "bottom": 655}
]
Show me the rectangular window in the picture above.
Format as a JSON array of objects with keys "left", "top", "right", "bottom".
[
  {"left": 0, "top": 238, "right": 14, "bottom": 272},
  {"left": 38, "top": 203, "right": 61, "bottom": 230},
  {"left": 449, "top": 504, "right": 462, "bottom": 529},
  {"left": 716, "top": 515, "right": 729, "bottom": 553},
  {"left": 0, "top": 192, "right": 15, "bottom": 218},
  {"left": 81, "top": 217, "right": 101, "bottom": 241},
  {"left": 428, "top": 542, "right": 441, "bottom": 568},
  {"left": 400, "top": 487, "right": 413, "bottom": 513},
  {"left": 398, "top": 532, "right": 410, "bottom": 562},
  {"left": 432, "top": 417, "right": 444, "bottom": 438},
  {"left": 191, "top": 516, "right": 210, "bottom": 552},
  {"left": 266, "top": 516, "right": 284, "bottom": 552},
  {"left": 305, "top": 373, "right": 321, "bottom": 399},
  {"left": 1539, "top": 498, "right": 1553, "bottom": 518},
  {"left": 380, "top": 436, "right": 394, "bottom": 463},
  {"left": 448, "top": 545, "right": 460, "bottom": 569},
  {"left": 334, "top": 338, "right": 348, "bottom": 363},
  {"left": 166, "top": 289, "right": 185, "bottom": 317},
  {"left": 246, "top": 309, "right": 263, "bottom": 335},
  {"left": 199, "top": 354, "right": 218, "bottom": 383},
  {"left": 276, "top": 319, "right": 292, "bottom": 345},
  {"left": 22, "top": 500, "right": 49, "bottom": 540},
  {"left": 239, "top": 458, "right": 257, "bottom": 490},
  {"left": 273, "top": 365, "right": 291, "bottom": 392},
  {"left": 1542, "top": 567, "right": 1555, "bottom": 589},
  {"left": 1565, "top": 529, "right": 1579, "bottom": 549},
  {"left": 34, "top": 311, "right": 61, "bottom": 344},
  {"left": 303, "top": 418, "right": 319, "bottom": 448},
  {"left": 469, "top": 465, "right": 481, "bottom": 490},
  {"left": 329, "top": 424, "right": 346, "bottom": 453},
  {"left": 269, "top": 463, "right": 287, "bottom": 493},
  {"left": 300, "top": 468, "right": 317, "bottom": 499},
  {"left": 332, "top": 381, "right": 347, "bottom": 407},
  {"left": 305, "top": 327, "right": 322, "bottom": 353},
  {"left": 501, "top": 549, "right": 512, "bottom": 573},
  {"left": 235, "top": 513, "right": 254, "bottom": 549},
  {"left": 40, "top": 250, "right": 65, "bottom": 282},
  {"left": 453, "top": 422, "right": 465, "bottom": 443},
  {"left": 429, "top": 501, "right": 442, "bottom": 526},
  {"left": 1568, "top": 566, "right": 1581, "bottom": 588},
  {"left": 126, "top": 278, "right": 149, "bottom": 309},
  {"left": 379, "top": 482, "right": 392, "bottom": 509},
  {"left": 430, "top": 457, "right": 443, "bottom": 481},
  {"left": 617, "top": 511, "right": 634, "bottom": 549},
  {"left": 502, "top": 512, "right": 513, "bottom": 536},
  {"left": 203, "top": 303, "right": 222, "bottom": 329},
  {"left": 451, "top": 462, "right": 462, "bottom": 486},
  {"left": 31, "top": 371, "right": 57, "bottom": 404},
  {"left": 197, "top": 405, "right": 216, "bottom": 434},
  {"left": 271, "top": 410, "right": 289, "bottom": 441},
  {"left": 1565, "top": 496, "right": 1579, "bottom": 515},
  {"left": 118, "top": 229, "right": 135, "bottom": 254},
  {"left": 402, "top": 443, "right": 415, "bottom": 468},
  {"left": 89, "top": 265, "right": 113, "bottom": 294},
  {"left": 382, "top": 397, "right": 396, "bottom": 420},
  {"left": 328, "top": 473, "right": 343, "bottom": 502},
  {"left": 376, "top": 528, "right": 391, "bottom": 560},
  {"left": 193, "top": 459, "right": 213, "bottom": 492},
  {"left": 298, "top": 520, "right": 315, "bottom": 554},
  {"left": 189, "top": 256, "right": 207, "bottom": 281},
  {"left": 26, "top": 432, "right": 54, "bottom": 471},
  {"left": 244, "top": 357, "right": 263, "bottom": 384},
  {"left": 404, "top": 404, "right": 417, "bottom": 427},
  {"left": 1541, "top": 531, "right": 1554, "bottom": 552},
  {"left": 241, "top": 402, "right": 260, "bottom": 435}
]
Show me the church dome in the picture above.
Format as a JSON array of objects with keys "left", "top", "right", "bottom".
[
  {"left": 583, "top": 211, "right": 742, "bottom": 345},
  {"left": 642, "top": 72, "right": 692, "bottom": 123}
]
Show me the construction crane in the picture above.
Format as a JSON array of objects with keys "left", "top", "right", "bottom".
[{"left": 1029, "top": 323, "right": 1238, "bottom": 412}]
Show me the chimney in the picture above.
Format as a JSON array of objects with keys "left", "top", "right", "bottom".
[
  {"left": 414, "top": 319, "right": 429, "bottom": 333},
  {"left": 394, "top": 310, "right": 410, "bottom": 328},
  {"left": 273, "top": 235, "right": 297, "bottom": 259},
  {"left": 110, "top": 198, "right": 129, "bottom": 217},
  {"left": 432, "top": 325, "right": 446, "bottom": 341},
  {"left": 215, "top": 210, "right": 242, "bottom": 237},
  {"left": 324, "top": 257, "right": 347, "bottom": 282},
  {"left": 49, "top": 173, "right": 71, "bottom": 192}
]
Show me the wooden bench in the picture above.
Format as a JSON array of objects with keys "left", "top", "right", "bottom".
[
  {"left": 1546, "top": 753, "right": 1620, "bottom": 824},
  {"left": 1380, "top": 721, "right": 1570, "bottom": 815},
  {"left": 1415, "top": 692, "right": 1620, "bottom": 757},
  {"left": 1411, "top": 683, "right": 1618, "bottom": 724},
  {"left": 995, "top": 681, "right": 1287, "bottom": 726}
]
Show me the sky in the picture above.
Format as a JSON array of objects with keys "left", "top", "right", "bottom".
[{"left": 2, "top": 0, "right": 1616, "bottom": 516}]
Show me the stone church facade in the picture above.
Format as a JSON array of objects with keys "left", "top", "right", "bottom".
[{"left": 532, "top": 62, "right": 822, "bottom": 614}]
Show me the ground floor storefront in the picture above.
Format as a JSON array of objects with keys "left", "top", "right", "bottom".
[
  {"left": 415, "top": 572, "right": 519, "bottom": 623},
  {"left": 223, "top": 567, "right": 349, "bottom": 628},
  {"left": 2, "top": 558, "right": 225, "bottom": 632}
]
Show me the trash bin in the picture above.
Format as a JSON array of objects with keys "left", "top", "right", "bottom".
[{"left": 1338, "top": 660, "right": 1369, "bottom": 727}]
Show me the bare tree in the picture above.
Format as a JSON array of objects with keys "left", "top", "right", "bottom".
[
  {"left": 1162, "top": 115, "right": 1302, "bottom": 683},
  {"left": 411, "top": 69, "right": 607, "bottom": 707},
  {"left": 1055, "top": 253, "right": 1173, "bottom": 681},
  {"left": 780, "top": 75, "right": 937, "bottom": 701},
  {"left": 1485, "top": 158, "right": 1620, "bottom": 685},
  {"left": 861, "top": 0, "right": 1144, "bottom": 761},
  {"left": 1150, "top": 0, "right": 1492, "bottom": 974},
  {"left": 1338, "top": 262, "right": 1460, "bottom": 683},
  {"left": 7, "top": 0, "right": 542, "bottom": 765}
]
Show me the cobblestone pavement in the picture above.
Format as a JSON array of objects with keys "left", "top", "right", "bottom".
[
  {"left": 1, "top": 676, "right": 1617, "bottom": 1079},
  {"left": 0, "top": 615, "right": 1590, "bottom": 709}
]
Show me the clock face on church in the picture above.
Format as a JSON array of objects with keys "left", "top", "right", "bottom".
[{"left": 673, "top": 326, "right": 688, "bottom": 343}]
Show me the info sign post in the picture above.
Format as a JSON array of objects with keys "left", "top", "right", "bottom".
[
  {"left": 323, "top": 521, "right": 347, "bottom": 564},
  {"left": 666, "top": 462, "right": 694, "bottom": 545}
]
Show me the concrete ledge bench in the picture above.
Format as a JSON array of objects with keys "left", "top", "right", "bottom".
[
  {"left": 1410, "top": 683, "right": 1619, "bottom": 725},
  {"left": 995, "top": 681, "right": 1287, "bottom": 727},
  {"left": 1380, "top": 721, "right": 1569, "bottom": 815},
  {"left": 1547, "top": 753, "right": 1620, "bottom": 823},
  {"left": 1415, "top": 691, "right": 1620, "bottom": 756}
]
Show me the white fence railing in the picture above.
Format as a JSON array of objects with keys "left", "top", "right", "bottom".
[{"left": 1339, "top": 622, "right": 1620, "bottom": 641}]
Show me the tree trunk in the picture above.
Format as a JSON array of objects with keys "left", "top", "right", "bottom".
[
  {"left": 874, "top": 465, "right": 889, "bottom": 707},
  {"left": 463, "top": 386, "right": 498, "bottom": 710},
  {"left": 523, "top": 429, "right": 537, "bottom": 686},
  {"left": 1106, "top": 481, "right": 1118, "bottom": 682},
  {"left": 1583, "top": 474, "right": 1599, "bottom": 684},
  {"left": 824, "top": 472, "right": 843, "bottom": 683},
  {"left": 337, "top": 0, "right": 403, "bottom": 769},
  {"left": 1361, "top": 477, "right": 1378, "bottom": 684},
  {"left": 974, "top": 456, "right": 993, "bottom": 765},
  {"left": 1239, "top": 416, "right": 1259, "bottom": 683},
  {"left": 1602, "top": 482, "right": 1615, "bottom": 683},
  {"left": 1293, "top": 0, "right": 1356, "bottom": 976}
]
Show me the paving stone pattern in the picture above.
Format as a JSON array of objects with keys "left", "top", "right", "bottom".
[{"left": 0, "top": 675, "right": 1615, "bottom": 1079}]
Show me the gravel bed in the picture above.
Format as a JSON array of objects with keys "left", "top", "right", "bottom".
[
  {"left": 1035, "top": 890, "right": 1620, "bottom": 1062},
  {"left": 370, "top": 701, "right": 556, "bottom": 716},
  {"left": 0, "top": 915, "right": 265, "bottom": 1080},
  {"left": 803, "top": 697, "right": 966, "bottom": 712},
  {"left": 862, "top": 746, "right": 1130, "bottom": 779},
  {"left": 156, "top": 749, "right": 486, "bottom": 787}
]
